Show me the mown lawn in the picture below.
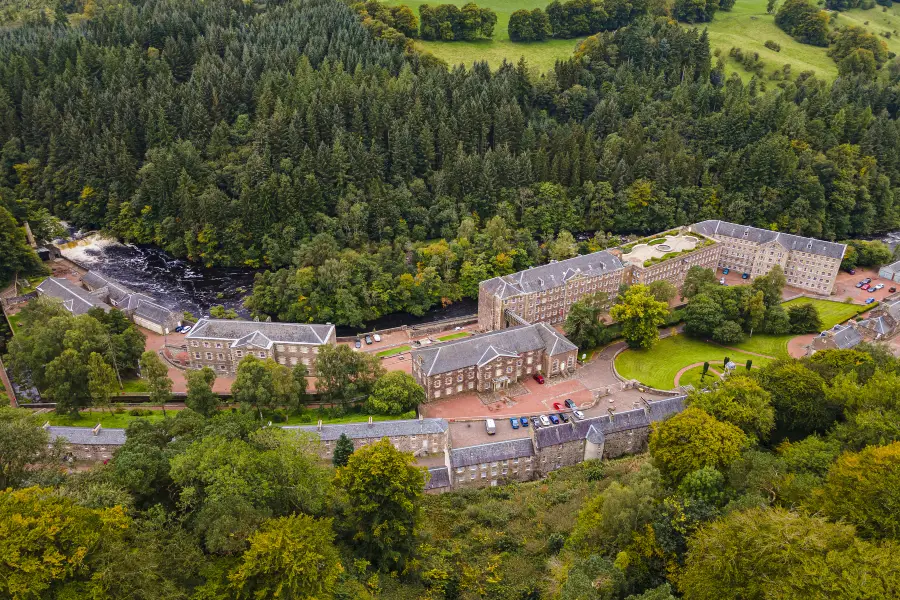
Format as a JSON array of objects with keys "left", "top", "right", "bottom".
[
  {"left": 782, "top": 297, "right": 868, "bottom": 329},
  {"left": 281, "top": 410, "right": 416, "bottom": 425},
  {"left": 615, "top": 334, "right": 772, "bottom": 390},
  {"left": 384, "top": 0, "right": 584, "bottom": 72},
  {"left": 677, "top": 364, "right": 724, "bottom": 390},
  {"left": 376, "top": 344, "right": 411, "bottom": 358},
  {"left": 731, "top": 333, "right": 792, "bottom": 358},
  {"left": 46, "top": 410, "right": 168, "bottom": 428},
  {"left": 437, "top": 331, "right": 471, "bottom": 341},
  {"left": 119, "top": 378, "right": 149, "bottom": 393}
]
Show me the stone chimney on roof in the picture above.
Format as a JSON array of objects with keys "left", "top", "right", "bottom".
[
  {"left": 317, "top": 419, "right": 323, "bottom": 431},
  {"left": 368, "top": 416, "right": 374, "bottom": 427},
  {"left": 92, "top": 423, "right": 102, "bottom": 436},
  {"left": 419, "top": 414, "right": 423, "bottom": 421}
]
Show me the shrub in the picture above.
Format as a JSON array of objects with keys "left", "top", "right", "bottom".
[
  {"left": 584, "top": 459, "right": 606, "bottom": 481},
  {"left": 764, "top": 39, "right": 782, "bottom": 51},
  {"left": 508, "top": 8, "right": 551, "bottom": 41}
]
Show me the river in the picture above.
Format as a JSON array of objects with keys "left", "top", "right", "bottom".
[{"left": 57, "top": 234, "right": 477, "bottom": 333}]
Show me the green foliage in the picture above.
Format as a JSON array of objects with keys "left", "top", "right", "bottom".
[
  {"left": 508, "top": 8, "right": 551, "bottom": 41},
  {"left": 231, "top": 355, "right": 298, "bottom": 412},
  {"left": 687, "top": 375, "right": 775, "bottom": 441},
  {"left": 208, "top": 304, "right": 238, "bottom": 319},
  {"left": 0, "top": 205, "right": 44, "bottom": 281},
  {"left": 786, "top": 301, "right": 822, "bottom": 333},
  {"left": 842, "top": 239, "right": 893, "bottom": 270},
  {"left": 332, "top": 432, "right": 355, "bottom": 467},
  {"left": 712, "top": 319, "right": 744, "bottom": 344},
  {"left": 755, "top": 360, "right": 835, "bottom": 432},
  {"left": 819, "top": 442, "right": 900, "bottom": 540},
  {"left": 829, "top": 25, "right": 890, "bottom": 67},
  {"left": 610, "top": 284, "right": 670, "bottom": 350},
  {"left": 674, "top": 0, "right": 720, "bottom": 23},
  {"left": 334, "top": 438, "right": 425, "bottom": 571},
  {"left": 678, "top": 467, "right": 727, "bottom": 506},
  {"left": 681, "top": 266, "right": 718, "bottom": 300},
  {"left": 140, "top": 350, "right": 172, "bottom": 409},
  {"left": 775, "top": 0, "right": 830, "bottom": 46},
  {"left": 0, "top": 407, "right": 63, "bottom": 489},
  {"left": 564, "top": 292, "right": 611, "bottom": 349},
  {"left": 649, "top": 407, "right": 748, "bottom": 483},
  {"left": 185, "top": 367, "right": 218, "bottom": 417},
  {"left": 228, "top": 514, "right": 343, "bottom": 599},
  {"left": 365, "top": 370, "right": 425, "bottom": 415},
  {"left": 680, "top": 507, "right": 900, "bottom": 599},
  {"left": 315, "top": 344, "right": 385, "bottom": 405},
  {"left": 419, "top": 3, "right": 497, "bottom": 40}
]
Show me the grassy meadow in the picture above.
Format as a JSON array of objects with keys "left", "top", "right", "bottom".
[{"left": 385, "top": 0, "right": 585, "bottom": 71}]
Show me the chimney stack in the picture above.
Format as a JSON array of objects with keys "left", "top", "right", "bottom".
[
  {"left": 317, "top": 419, "right": 323, "bottom": 431},
  {"left": 42, "top": 421, "right": 50, "bottom": 430},
  {"left": 92, "top": 423, "right": 102, "bottom": 436},
  {"left": 368, "top": 416, "right": 374, "bottom": 427}
]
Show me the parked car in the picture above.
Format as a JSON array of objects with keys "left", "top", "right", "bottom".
[
  {"left": 531, "top": 416, "right": 541, "bottom": 429},
  {"left": 741, "top": 273, "right": 750, "bottom": 279},
  {"left": 856, "top": 281, "right": 865, "bottom": 288},
  {"left": 559, "top": 413, "right": 569, "bottom": 423},
  {"left": 863, "top": 278, "right": 872, "bottom": 284},
  {"left": 869, "top": 287, "right": 877, "bottom": 293},
  {"left": 520, "top": 417, "right": 529, "bottom": 427},
  {"left": 719, "top": 277, "right": 726, "bottom": 285},
  {"left": 485, "top": 419, "right": 496, "bottom": 435},
  {"left": 874, "top": 284, "right": 885, "bottom": 291},
  {"left": 364, "top": 335, "right": 373, "bottom": 345},
  {"left": 181, "top": 326, "right": 192, "bottom": 334},
  {"left": 891, "top": 287, "right": 897, "bottom": 293},
  {"left": 573, "top": 409, "right": 585, "bottom": 420},
  {"left": 553, "top": 402, "right": 563, "bottom": 411},
  {"left": 866, "top": 297, "right": 876, "bottom": 305},
  {"left": 549, "top": 414, "right": 560, "bottom": 425},
  {"left": 722, "top": 268, "right": 730, "bottom": 275},
  {"left": 174, "top": 325, "right": 184, "bottom": 333},
  {"left": 510, "top": 417, "right": 519, "bottom": 430},
  {"left": 565, "top": 399, "right": 576, "bottom": 409},
  {"left": 373, "top": 333, "right": 381, "bottom": 342},
  {"left": 862, "top": 284, "right": 870, "bottom": 291},
  {"left": 533, "top": 373, "right": 545, "bottom": 384},
  {"left": 847, "top": 268, "right": 856, "bottom": 275},
  {"left": 540, "top": 415, "right": 551, "bottom": 426},
  {"left": 354, "top": 339, "right": 362, "bottom": 349}
]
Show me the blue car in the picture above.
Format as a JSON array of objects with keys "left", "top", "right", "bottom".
[
  {"left": 520, "top": 417, "right": 529, "bottom": 427},
  {"left": 722, "top": 268, "right": 730, "bottom": 275},
  {"left": 741, "top": 273, "right": 750, "bottom": 279},
  {"left": 510, "top": 417, "right": 519, "bottom": 430},
  {"left": 549, "top": 414, "right": 560, "bottom": 425},
  {"left": 865, "top": 297, "right": 876, "bottom": 305}
]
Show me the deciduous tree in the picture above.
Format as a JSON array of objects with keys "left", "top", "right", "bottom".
[
  {"left": 365, "top": 371, "right": 424, "bottom": 415},
  {"left": 610, "top": 284, "right": 669, "bottom": 350},
  {"left": 185, "top": 366, "right": 218, "bottom": 417},
  {"left": 141, "top": 350, "right": 173, "bottom": 416}
]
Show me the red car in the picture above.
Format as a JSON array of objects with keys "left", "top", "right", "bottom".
[
  {"left": 553, "top": 402, "right": 562, "bottom": 410},
  {"left": 861, "top": 284, "right": 870, "bottom": 290},
  {"left": 533, "top": 373, "right": 545, "bottom": 384}
]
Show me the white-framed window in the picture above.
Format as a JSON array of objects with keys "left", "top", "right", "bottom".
[
  {"left": 276, "top": 345, "right": 285, "bottom": 352},
  {"left": 203, "top": 342, "right": 210, "bottom": 348},
  {"left": 289, "top": 346, "right": 297, "bottom": 353},
  {"left": 301, "top": 346, "right": 309, "bottom": 354},
  {"left": 258, "top": 351, "right": 265, "bottom": 358},
  {"left": 194, "top": 352, "right": 201, "bottom": 359},
  {"left": 205, "top": 352, "right": 212, "bottom": 360},
  {"left": 217, "top": 353, "right": 224, "bottom": 360},
  {"left": 235, "top": 350, "right": 243, "bottom": 357},
  {"left": 215, "top": 343, "right": 222, "bottom": 349}
]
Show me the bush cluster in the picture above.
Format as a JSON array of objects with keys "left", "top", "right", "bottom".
[{"left": 419, "top": 3, "right": 497, "bottom": 41}]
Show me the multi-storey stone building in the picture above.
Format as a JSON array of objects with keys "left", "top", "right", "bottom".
[
  {"left": 618, "top": 231, "right": 721, "bottom": 287},
  {"left": 46, "top": 425, "right": 126, "bottom": 462},
  {"left": 185, "top": 319, "right": 335, "bottom": 375},
  {"left": 290, "top": 417, "right": 450, "bottom": 459},
  {"left": 37, "top": 277, "right": 111, "bottom": 315},
  {"left": 410, "top": 323, "right": 578, "bottom": 401},
  {"left": 691, "top": 220, "right": 846, "bottom": 295},
  {"left": 449, "top": 438, "right": 536, "bottom": 488},
  {"left": 81, "top": 270, "right": 181, "bottom": 334},
  {"left": 478, "top": 251, "right": 625, "bottom": 331}
]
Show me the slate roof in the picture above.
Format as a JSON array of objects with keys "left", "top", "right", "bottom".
[
  {"left": 81, "top": 270, "right": 112, "bottom": 290},
  {"left": 47, "top": 426, "right": 127, "bottom": 446},
  {"left": 426, "top": 466, "right": 451, "bottom": 490},
  {"left": 186, "top": 319, "right": 335, "bottom": 348},
  {"left": 881, "top": 260, "right": 900, "bottom": 274},
  {"left": 413, "top": 323, "right": 576, "bottom": 377},
  {"left": 80, "top": 271, "right": 178, "bottom": 326},
  {"left": 133, "top": 299, "right": 178, "bottom": 325},
  {"left": 287, "top": 418, "right": 449, "bottom": 442},
  {"left": 480, "top": 251, "right": 624, "bottom": 300},
  {"left": 449, "top": 437, "right": 534, "bottom": 468},
  {"left": 829, "top": 324, "right": 863, "bottom": 349},
  {"left": 36, "top": 277, "right": 111, "bottom": 315},
  {"left": 647, "top": 395, "right": 687, "bottom": 422},
  {"left": 858, "top": 316, "right": 891, "bottom": 337},
  {"left": 691, "top": 220, "right": 846, "bottom": 260},
  {"left": 533, "top": 408, "right": 652, "bottom": 449}
]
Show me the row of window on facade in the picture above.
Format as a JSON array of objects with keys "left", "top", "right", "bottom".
[{"left": 191, "top": 341, "right": 319, "bottom": 354}]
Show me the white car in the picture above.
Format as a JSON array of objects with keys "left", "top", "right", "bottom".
[
  {"left": 373, "top": 333, "right": 382, "bottom": 342},
  {"left": 540, "top": 415, "right": 551, "bottom": 426},
  {"left": 572, "top": 410, "right": 585, "bottom": 420},
  {"left": 181, "top": 326, "right": 192, "bottom": 334},
  {"left": 874, "top": 284, "right": 885, "bottom": 291}
]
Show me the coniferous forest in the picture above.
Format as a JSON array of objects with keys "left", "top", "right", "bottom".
[{"left": 2, "top": 0, "right": 900, "bottom": 327}]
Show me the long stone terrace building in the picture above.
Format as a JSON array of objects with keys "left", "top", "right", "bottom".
[
  {"left": 617, "top": 230, "right": 721, "bottom": 287},
  {"left": 46, "top": 425, "right": 126, "bottom": 462},
  {"left": 81, "top": 270, "right": 182, "bottom": 334},
  {"left": 411, "top": 323, "right": 578, "bottom": 401},
  {"left": 449, "top": 438, "right": 535, "bottom": 488},
  {"left": 478, "top": 250, "right": 625, "bottom": 331},
  {"left": 36, "top": 277, "right": 111, "bottom": 316},
  {"left": 691, "top": 220, "right": 846, "bottom": 295},
  {"left": 185, "top": 319, "right": 335, "bottom": 375},
  {"left": 290, "top": 417, "right": 450, "bottom": 459}
]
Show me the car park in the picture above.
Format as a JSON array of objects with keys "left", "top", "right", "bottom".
[
  {"left": 520, "top": 417, "right": 529, "bottom": 427},
  {"left": 559, "top": 413, "right": 569, "bottom": 423},
  {"left": 533, "top": 373, "right": 545, "bottom": 384},
  {"left": 364, "top": 335, "right": 372, "bottom": 345},
  {"left": 531, "top": 416, "right": 541, "bottom": 428},
  {"left": 373, "top": 333, "right": 382, "bottom": 342},
  {"left": 565, "top": 399, "right": 576, "bottom": 409},
  {"left": 540, "top": 415, "right": 551, "bottom": 426},
  {"left": 510, "top": 417, "right": 519, "bottom": 430},
  {"left": 866, "top": 297, "right": 876, "bottom": 305},
  {"left": 549, "top": 414, "right": 560, "bottom": 425},
  {"left": 354, "top": 339, "right": 361, "bottom": 349},
  {"left": 573, "top": 409, "right": 585, "bottom": 420}
]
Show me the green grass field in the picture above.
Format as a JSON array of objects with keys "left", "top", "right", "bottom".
[
  {"left": 385, "top": 0, "right": 585, "bottom": 71},
  {"left": 677, "top": 364, "right": 724, "bottom": 389},
  {"left": 782, "top": 297, "right": 868, "bottom": 328},
  {"left": 616, "top": 334, "right": 771, "bottom": 390},
  {"left": 731, "top": 333, "right": 792, "bottom": 358},
  {"left": 375, "top": 344, "right": 411, "bottom": 357},
  {"left": 437, "top": 331, "right": 471, "bottom": 341}
]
